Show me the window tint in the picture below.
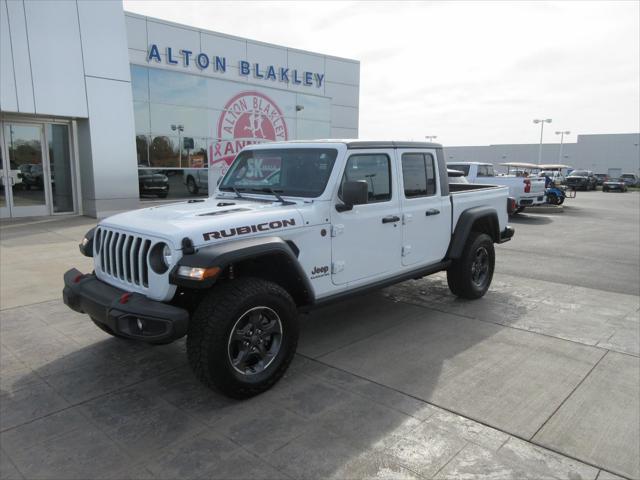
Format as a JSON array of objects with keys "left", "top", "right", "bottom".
[
  {"left": 402, "top": 153, "right": 436, "bottom": 198},
  {"left": 448, "top": 164, "right": 470, "bottom": 176},
  {"left": 340, "top": 154, "right": 391, "bottom": 202}
]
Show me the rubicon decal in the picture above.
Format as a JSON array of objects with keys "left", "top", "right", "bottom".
[{"left": 203, "top": 218, "right": 296, "bottom": 241}]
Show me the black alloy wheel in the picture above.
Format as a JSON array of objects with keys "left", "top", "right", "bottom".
[{"left": 227, "top": 306, "right": 283, "bottom": 376}]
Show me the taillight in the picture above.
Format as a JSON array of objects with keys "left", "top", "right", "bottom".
[{"left": 524, "top": 179, "right": 531, "bottom": 193}]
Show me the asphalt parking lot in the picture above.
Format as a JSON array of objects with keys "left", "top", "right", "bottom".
[{"left": 1, "top": 190, "right": 638, "bottom": 480}]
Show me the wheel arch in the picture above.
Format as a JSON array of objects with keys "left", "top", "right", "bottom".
[
  {"left": 448, "top": 207, "right": 500, "bottom": 260},
  {"left": 171, "top": 236, "right": 314, "bottom": 307}
]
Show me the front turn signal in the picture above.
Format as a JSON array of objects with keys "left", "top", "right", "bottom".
[{"left": 176, "top": 266, "right": 221, "bottom": 281}]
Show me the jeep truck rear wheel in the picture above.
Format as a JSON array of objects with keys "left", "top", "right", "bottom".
[
  {"left": 447, "top": 232, "right": 495, "bottom": 299},
  {"left": 187, "top": 277, "right": 299, "bottom": 399}
]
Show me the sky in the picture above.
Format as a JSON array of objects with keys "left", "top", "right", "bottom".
[{"left": 123, "top": 1, "right": 639, "bottom": 146}]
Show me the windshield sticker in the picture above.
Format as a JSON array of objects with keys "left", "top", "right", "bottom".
[{"left": 203, "top": 218, "right": 296, "bottom": 241}]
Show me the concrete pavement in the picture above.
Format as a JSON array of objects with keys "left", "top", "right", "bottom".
[{"left": 1, "top": 191, "right": 638, "bottom": 479}]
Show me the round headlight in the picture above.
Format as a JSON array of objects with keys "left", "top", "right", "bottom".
[
  {"left": 149, "top": 242, "right": 171, "bottom": 274},
  {"left": 162, "top": 244, "right": 172, "bottom": 267}
]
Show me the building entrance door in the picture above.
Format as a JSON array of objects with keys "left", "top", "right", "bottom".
[{"left": 0, "top": 121, "right": 75, "bottom": 218}]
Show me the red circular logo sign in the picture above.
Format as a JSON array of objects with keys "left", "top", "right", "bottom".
[{"left": 210, "top": 91, "right": 288, "bottom": 174}]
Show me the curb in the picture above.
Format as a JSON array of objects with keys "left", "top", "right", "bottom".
[{"left": 524, "top": 205, "right": 564, "bottom": 214}]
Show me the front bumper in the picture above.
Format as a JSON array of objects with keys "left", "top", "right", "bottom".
[{"left": 63, "top": 268, "right": 189, "bottom": 344}]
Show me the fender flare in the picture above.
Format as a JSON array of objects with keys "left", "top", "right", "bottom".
[
  {"left": 170, "top": 236, "right": 315, "bottom": 303},
  {"left": 447, "top": 207, "right": 499, "bottom": 259}
]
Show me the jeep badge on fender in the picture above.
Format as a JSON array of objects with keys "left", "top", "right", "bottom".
[{"left": 62, "top": 140, "right": 514, "bottom": 399}]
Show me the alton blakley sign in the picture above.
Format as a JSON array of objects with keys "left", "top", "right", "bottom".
[{"left": 147, "top": 44, "right": 325, "bottom": 88}]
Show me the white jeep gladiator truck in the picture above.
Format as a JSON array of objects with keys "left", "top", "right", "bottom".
[
  {"left": 64, "top": 141, "right": 514, "bottom": 398},
  {"left": 447, "top": 162, "right": 546, "bottom": 212}
]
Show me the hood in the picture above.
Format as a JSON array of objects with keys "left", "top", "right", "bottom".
[
  {"left": 99, "top": 196, "right": 305, "bottom": 249},
  {"left": 139, "top": 173, "right": 167, "bottom": 181}
]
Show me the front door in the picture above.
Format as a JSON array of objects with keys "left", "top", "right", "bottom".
[
  {"left": 0, "top": 122, "right": 75, "bottom": 218},
  {"left": 331, "top": 149, "right": 402, "bottom": 286}
]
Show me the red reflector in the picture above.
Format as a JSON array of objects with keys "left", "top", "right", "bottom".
[
  {"left": 524, "top": 179, "right": 531, "bottom": 193},
  {"left": 119, "top": 293, "right": 133, "bottom": 304},
  {"left": 73, "top": 274, "right": 83, "bottom": 284}
]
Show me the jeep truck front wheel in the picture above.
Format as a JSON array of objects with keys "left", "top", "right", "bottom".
[
  {"left": 187, "top": 277, "right": 299, "bottom": 398},
  {"left": 447, "top": 232, "right": 495, "bottom": 299}
]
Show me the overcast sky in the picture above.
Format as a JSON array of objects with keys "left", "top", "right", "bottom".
[{"left": 123, "top": 1, "right": 639, "bottom": 146}]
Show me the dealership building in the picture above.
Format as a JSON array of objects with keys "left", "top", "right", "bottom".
[{"left": 0, "top": 1, "right": 360, "bottom": 218}]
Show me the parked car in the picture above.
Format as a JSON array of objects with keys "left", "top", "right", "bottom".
[
  {"left": 594, "top": 173, "right": 608, "bottom": 186},
  {"left": 138, "top": 170, "right": 169, "bottom": 198},
  {"left": 447, "top": 162, "right": 546, "bottom": 212},
  {"left": 64, "top": 140, "right": 514, "bottom": 398},
  {"left": 602, "top": 178, "right": 628, "bottom": 192},
  {"left": 620, "top": 173, "right": 639, "bottom": 187},
  {"left": 565, "top": 170, "right": 597, "bottom": 190},
  {"left": 19, "top": 164, "right": 44, "bottom": 190},
  {"left": 183, "top": 168, "right": 208, "bottom": 194}
]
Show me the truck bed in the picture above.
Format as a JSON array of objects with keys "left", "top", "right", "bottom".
[{"left": 449, "top": 184, "right": 509, "bottom": 235}]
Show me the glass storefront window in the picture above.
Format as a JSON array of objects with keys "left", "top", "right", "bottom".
[
  {"left": 130, "top": 65, "right": 335, "bottom": 202},
  {"left": 48, "top": 124, "right": 74, "bottom": 213},
  {"left": 149, "top": 68, "right": 207, "bottom": 108},
  {"left": 131, "top": 65, "right": 149, "bottom": 102}
]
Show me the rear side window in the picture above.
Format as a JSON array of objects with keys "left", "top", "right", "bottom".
[
  {"left": 340, "top": 153, "right": 391, "bottom": 202},
  {"left": 477, "top": 165, "right": 495, "bottom": 177},
  {"left": 402, "top": 153, "right": 437, "bottom": 198}
]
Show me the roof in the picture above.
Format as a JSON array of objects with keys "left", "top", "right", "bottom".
[{"left": 244, "top": 140, "right": 443, "bottom": 149}]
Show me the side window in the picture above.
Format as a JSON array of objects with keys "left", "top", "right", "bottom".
[
  {"left": 449, "top": 164, "right": 470, "bottom": 176},
  {"left": 477, "top": 165, "right": 490, "bottom": 177},
  {"left": 340, "top": 153, "right": 391, "bottom": 202},
  {"left": 402, "top": 153, "right": 436, "bottom": 198}
]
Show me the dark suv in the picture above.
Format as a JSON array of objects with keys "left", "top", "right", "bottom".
[
  {"left": 594, "top": 173, "right": 608, "bottom": 186},
  {"left": 565, "top": 170, "right": 597, "bottom": 190}
]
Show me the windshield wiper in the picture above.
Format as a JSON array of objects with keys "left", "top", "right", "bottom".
[
  {"left": 250, "top": 188, "right": 295, "bottom": 205},
  {"left": 220, "top": 186, "right": 246, "bottom": 199}
]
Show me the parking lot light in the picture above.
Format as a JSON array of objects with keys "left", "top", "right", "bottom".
[
  {"left": 533, "top": 118, "right": 552, "bottom": 165},
  {"left": 555, "top": 130, "right": 570, "bottom": 163}
]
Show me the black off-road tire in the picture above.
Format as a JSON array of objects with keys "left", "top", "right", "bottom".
[
  {"left": 187, "top": 277, "right": 299, "bottom": 399},
  {"left": 447, "top": 232, "right": 495, "bottom": 300}
]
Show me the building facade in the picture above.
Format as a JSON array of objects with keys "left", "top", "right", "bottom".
[
  {"left": 445, "top": 133, "right": 640, "bottom": 175},
  {"left": 0, "top": 1, "right": 360, "bottom": 219}
]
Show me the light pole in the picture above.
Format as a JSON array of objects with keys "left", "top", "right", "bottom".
[
  {"left": 425, "top": 135, "right": 437, "bottom": 143},
  {"left": 555, "top": 130, "right": 570, "bottom": 163},
  {"left": 171, "top": 124, "right": 184, "bottom": 167},
  {"left": 533, "top": 118, "right": 552, "bottom": 165}
]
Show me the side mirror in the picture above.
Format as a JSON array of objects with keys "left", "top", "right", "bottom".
[{"left": 336, "top": 180, "right": 368, "bottom": 212}]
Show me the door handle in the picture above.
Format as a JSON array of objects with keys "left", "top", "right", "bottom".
[
  {"left": 425, "top": 209, "right": 440, "bottom": 216},
  {"left": 382, "top": 215, "right": 400, "bottom": 224}
]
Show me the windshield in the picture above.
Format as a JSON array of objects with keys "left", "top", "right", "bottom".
[
  {"left": 447, "top": 164, "right": 470, "bottom": 176},
  {"left": 220, "top": 148, "right": 338, "bottom": 198},
  {"left": 569, "top": 170, "right": 589, "bottom": 176}
]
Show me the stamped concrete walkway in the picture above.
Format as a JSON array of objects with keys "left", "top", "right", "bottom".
[{"left": 1, "top": 196, "right": 638, "bottom": 480}]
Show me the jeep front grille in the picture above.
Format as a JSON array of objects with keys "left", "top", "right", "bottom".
[{"left": 95, "top": 228, "right": 152, "bottom": 288}]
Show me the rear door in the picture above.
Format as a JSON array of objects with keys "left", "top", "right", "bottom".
[
  {"left": 398, "top": 150, "right": 451, "bottom": 267},
  {"left": 330, "top": 149, "right": 402, "bottom": 285}
]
